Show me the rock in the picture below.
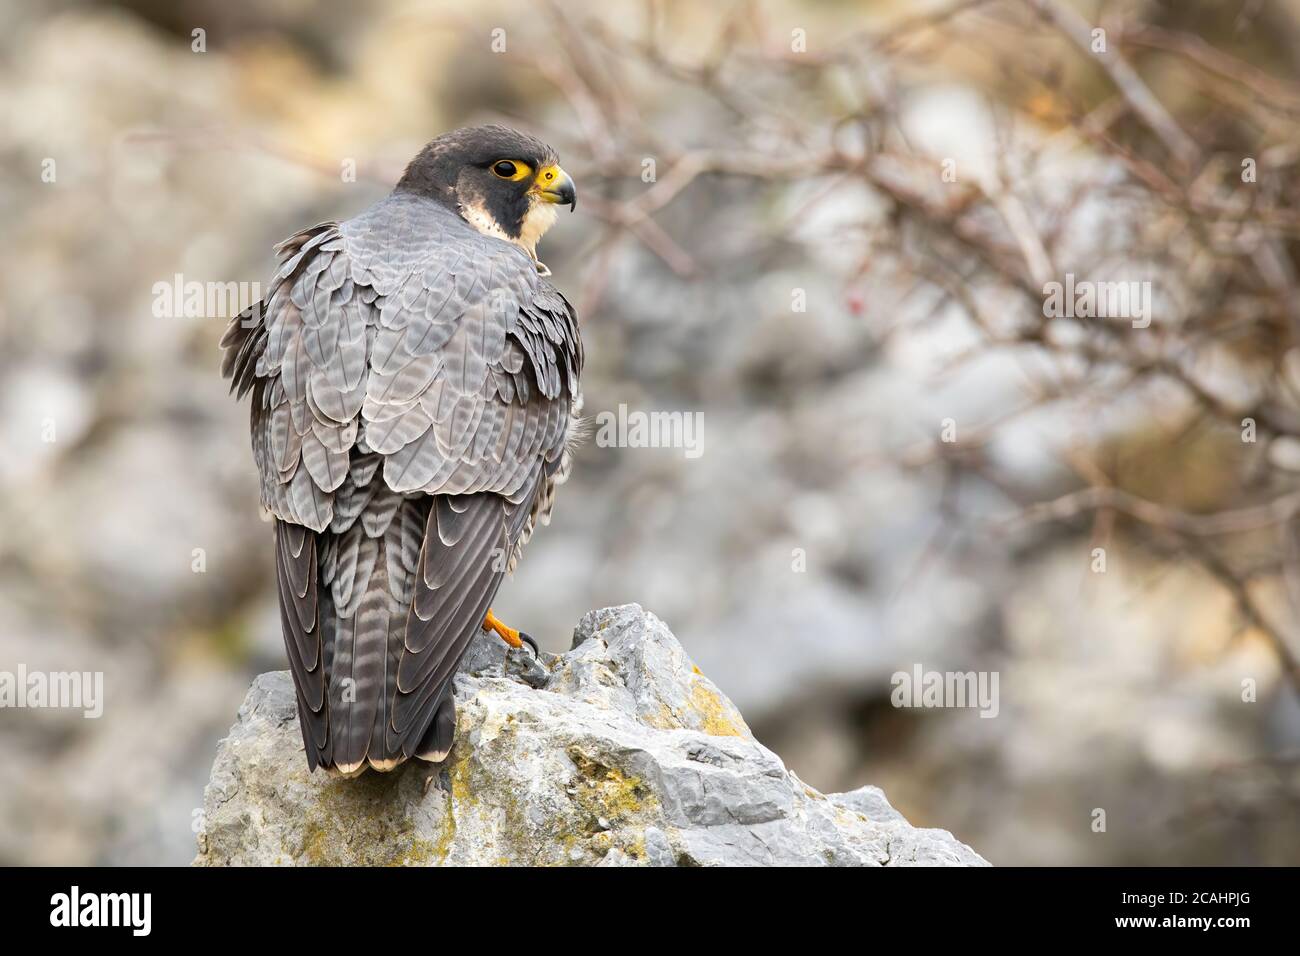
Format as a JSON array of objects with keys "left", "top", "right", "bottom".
[{"left": 193, "top": 604, "right": 988, "bottom": 866}]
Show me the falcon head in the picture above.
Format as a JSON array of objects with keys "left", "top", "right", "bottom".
[{"left": 397, "top": 125, "right": 576, "bottom": 261}]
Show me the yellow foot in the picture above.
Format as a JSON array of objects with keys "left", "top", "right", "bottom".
[{"left": 483, "top": 608, "right": 523, "bottom": 649}]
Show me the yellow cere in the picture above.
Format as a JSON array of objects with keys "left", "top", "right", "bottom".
[{"left": 534, "top": 164, "right": 563, "bottom": 188}]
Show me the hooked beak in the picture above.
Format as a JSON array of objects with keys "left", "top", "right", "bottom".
[{"left": 535, "top": 164, "right": 576, "bottom": 211}]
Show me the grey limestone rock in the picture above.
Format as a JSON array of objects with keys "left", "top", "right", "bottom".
[{"left": 193, "top": 604, "right": 989, "bottom": 866}]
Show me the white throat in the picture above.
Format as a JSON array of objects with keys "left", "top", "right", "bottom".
[{"left": 460, "top": 197, "right": 559, "bottom": 263}]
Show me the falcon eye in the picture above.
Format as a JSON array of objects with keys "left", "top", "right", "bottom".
[{"left": 490, "top": 159, "right": 532, "bottom": 181}]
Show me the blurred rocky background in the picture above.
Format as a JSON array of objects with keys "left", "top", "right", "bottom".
[{"left": 2, "top": 0, "right": 1299, "bottom": 865}]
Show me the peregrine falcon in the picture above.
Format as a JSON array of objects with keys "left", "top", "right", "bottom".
[{"left": 221, "top": 126, "right": 582, "bottom": 774}]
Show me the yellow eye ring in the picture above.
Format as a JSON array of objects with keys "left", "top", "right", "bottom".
[{"left": 491, "top": 159, "right": 532, "bottom": 181}]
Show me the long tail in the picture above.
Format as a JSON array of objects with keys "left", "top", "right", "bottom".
[
  {"left": 274, "top": 466, "right": 434, "bottom": 773},
  {"left": 274, "top": 459, "right": 542, "bottom": 772}
]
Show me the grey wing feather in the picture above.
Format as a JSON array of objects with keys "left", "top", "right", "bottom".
[
  {"left": 388, "top": 469, "right": 544, "bottom": 757},
  {"left": 274, "top": 520, "right": 328, "bottom": 767}
]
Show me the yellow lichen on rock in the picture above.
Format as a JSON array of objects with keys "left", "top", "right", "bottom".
[
  {"left": 567, "top": 747, "right": 657, "bottom": 826},
  {"left": 688, "top": 678, "right": 747, "bottom": 737}
]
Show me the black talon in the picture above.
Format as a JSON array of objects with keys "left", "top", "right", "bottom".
[{"left": 518, "top": 631, "right": 540, "bottom": 656}]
